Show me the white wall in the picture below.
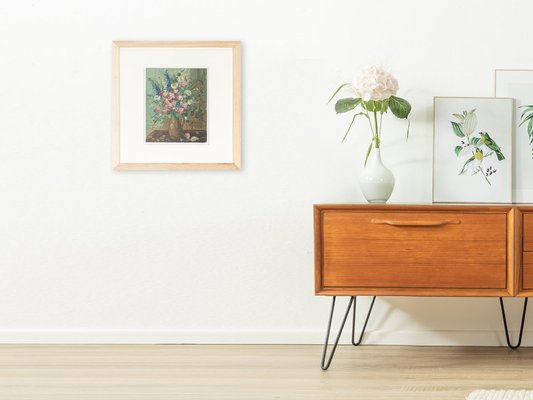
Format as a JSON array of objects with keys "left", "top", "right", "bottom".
[{"left": 0, "top": 0, "right": 532, "bottom": 345}]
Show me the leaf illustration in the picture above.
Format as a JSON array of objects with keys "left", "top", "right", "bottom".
[
  {"left": 460, "top": 155, "right": 475, "bottom": 175},
  {"left": 452, "top": 113, "right": 465, "bottom": 122},
  {"left": 518, "top": 105, "right": 533, "bottom": 159},
  {"left": 451, "top": 121, "right": 465, "bottom": 137},
  {"left": 462, "top": 110, "right": 478, "bottom": 135},
  {"left": 454, "top": 145, "right": 463, "bottom": 156}
]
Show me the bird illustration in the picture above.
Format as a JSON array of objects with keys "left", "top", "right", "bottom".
[
  {"left": 474, "top": 148, "right": 484, "bottom": 161},
  {"left": 479, "top": 132, "right": 505, "bottom": 161}
]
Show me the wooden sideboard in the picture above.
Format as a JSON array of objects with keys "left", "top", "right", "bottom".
[
  {"left": 315, "top": 204, "right": 533, "bottom": 297},
  {"left": 314, "top": 204, "right": 533, "bottom": 369}
]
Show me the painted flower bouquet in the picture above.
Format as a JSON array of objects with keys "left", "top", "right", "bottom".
[
  {"left": 329, "top": 66, "right": 412, "bottom": 165},
  {"left": 147, "top": 69, "right": 206, "bottom": 142}
]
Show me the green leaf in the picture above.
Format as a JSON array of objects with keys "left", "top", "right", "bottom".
[
  {"left": 328, "top": 83, "right": 351, "bottom": 104},
  {"left": 451, "top": 121, "right": 465, "bottom": 137},
  {"left": 528, "top": 117, "right": 533, "bottom": 138},
  {"left": 519, "top": 111, "right": 533, "bottom": 126},
  {"left": 454, "top": 145, "right": 463, "bottom": 156},
  {"left": 471, "top": 137, "right": 481, "bottom": 145},
  {"left": 340, "top": 112, "right": 367, "bottom": 143},
  {"left": 520, "top": 106, "right": 533, "bottom": 120},
  {"left": 364, "top": 140, "right": 373, "bottom": 166},
  {"left": 388, "top": 96, "right": 411, "bottom": 119},
  {"left": 452, "top": 113, "right": 465, "bottom": 122},
  {"left": 362, "top": 100, "right": 377, "bottom": 112},
  {"left": 335, "top": 98, "right": 362, "bottom": 114},
  {"left": 460, "top": 155, "right": 475, "bottom": 175}
]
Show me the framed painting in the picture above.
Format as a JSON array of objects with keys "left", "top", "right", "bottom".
[
  {"left": 495, "top": 69, "right": 533, "bottom": 203},
  {"left": 112, "top": 41, "right": 241, "bottom": 170},
  {"left": 433, "top": 97, "right": 513, "bottom": 203}
]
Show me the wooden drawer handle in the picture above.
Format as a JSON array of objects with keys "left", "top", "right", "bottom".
[{"left": 370, "top": 219, "right": 462, "bottom": 227}]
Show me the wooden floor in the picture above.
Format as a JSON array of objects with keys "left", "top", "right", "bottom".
[{"left": 0, "top": 345, "right": 532, "bottom": 399}]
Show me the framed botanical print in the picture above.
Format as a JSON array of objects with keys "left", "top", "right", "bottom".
[
  {"left": 112, "top": 41, "right": 241, "bottom": 170},
  {"left": 433, "top": 97, "right": 513, "bottom": 203},
  {"left": 495, "top": 69, "right": 533, "bottom": 203}
]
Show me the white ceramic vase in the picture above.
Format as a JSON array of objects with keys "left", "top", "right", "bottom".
[{"left": 359, "top": 148, "right": 395, "bottom": 203}]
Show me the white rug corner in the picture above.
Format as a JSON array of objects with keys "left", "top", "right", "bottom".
[{"left": 467, "top": 390, "right": 533, "bottom": 400}]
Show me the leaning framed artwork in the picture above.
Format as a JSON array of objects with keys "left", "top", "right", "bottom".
[
  {"left": 433, "top": 97, "right": 513, "bottom": 203},
  {"left": 112, "top": 41, "right": 241, "bottom": 170},
  {"left": 495, "top": 69, "right": 533, "bottom": 203}
]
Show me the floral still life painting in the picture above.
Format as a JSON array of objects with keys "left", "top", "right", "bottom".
[
  {"left": 433, "top": 97, "right": 513, "bottom": 203},
  {"left": 146, "top": 68, "right": 207, "bottom": 143}
]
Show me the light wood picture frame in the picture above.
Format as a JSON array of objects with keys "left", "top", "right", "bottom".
[
  {"left": 433, "top": 96, "right": 513, "bottom": 203},
  {"left": 495, "top": 69, "right": 533, "bottom": 203},
  {"left": 112, "top": 41, "right": 241, "bottom": 170}
]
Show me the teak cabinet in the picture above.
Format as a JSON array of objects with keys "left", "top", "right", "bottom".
[{"left": 314, "top": 204, "right": 533, "bottom": 298}]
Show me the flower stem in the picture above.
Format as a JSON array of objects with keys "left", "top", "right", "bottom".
[
  {"left": 373, "top": 111, "right": 380, "bottom": 148},
  {"left": 361, "top": 101, "right": 376, "bottom": 145}
]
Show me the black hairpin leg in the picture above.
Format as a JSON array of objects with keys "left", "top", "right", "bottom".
[
  {"left": 352, "top": 296, "right": 376, "bottom": 346},
  {"left": 321, "top": 296, "right": 376, "bottom": 370},
  {"left": 499, "top": 297, "right": 529, "bottom": 349},
  {"left": 321, "top": 296, "right": 354, "bottom": 370}
]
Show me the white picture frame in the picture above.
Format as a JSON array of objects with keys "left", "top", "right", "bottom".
[
  {"left": 433, "top": 97, "right": 513, "bottom": 203},
  {"left": 495, "top": 69, "right": 533, "bottom": 203},
  {"left": 112, "top": 41, "right": 241, "bottom": 170}
]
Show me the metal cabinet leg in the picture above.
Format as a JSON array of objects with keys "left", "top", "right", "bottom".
[
  {"left": 352, "top": 296, "right": 376, "bottom": 346},
  {"left": 321, "top": 296, "right": 354, "bottom": 370},
  {"left": 499, "top": 297, "right": 528, "bottom": 349},
  {"left": 321, "top": 296, "right": 376, "bottom": 370}
]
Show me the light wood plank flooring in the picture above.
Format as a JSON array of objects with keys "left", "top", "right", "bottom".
[{"left": 0, "top": 345, "right": 532, "bottom": 399}]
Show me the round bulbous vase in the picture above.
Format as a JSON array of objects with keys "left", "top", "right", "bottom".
[{"left": 359, "top": 148, "right": 395, "bottom": 203}]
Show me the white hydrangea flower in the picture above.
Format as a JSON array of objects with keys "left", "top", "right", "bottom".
[{"left": 354, "top": 66, "right": 399, "bottom": 101}]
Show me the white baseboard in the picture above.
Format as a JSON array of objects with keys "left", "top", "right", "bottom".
[{"left": 0, "top": 329, "right": 529, "bottom": 345}]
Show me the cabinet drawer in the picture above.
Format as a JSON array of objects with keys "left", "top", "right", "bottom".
[
  {"left": 524, "top": 214, "right": 533, "bottom": 252},
  {"left": 523, "top": 252, "right": 533, "bottom": 289},
  {"left": 320, "top": 211, "right": 507, "bottom": 289}
]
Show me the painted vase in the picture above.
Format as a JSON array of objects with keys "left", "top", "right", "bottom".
[
  {"left": 359, "top": 147, "right": 395, "bottom": 203},
  {"left": 168, "top": 116, "right": 184, "bottom": 141}
]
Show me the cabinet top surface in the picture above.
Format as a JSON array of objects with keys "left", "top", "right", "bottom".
[{"left": 314, "top": 203, "right": 533, "bottom": 211}]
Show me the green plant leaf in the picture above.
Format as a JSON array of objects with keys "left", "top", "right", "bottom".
[
  {"left": 340, "top": 112, "right": 367, "bottom": 143},
  {"left": 528, "top": 117, "right": 533, "bottom": 138},
  {"left": 388, "top": 96, "right": 411, "bottom": 119},
  {"left": 335, "top": 98, "right": 361, "bottom": 114},
  {"left": 363, "top": 100, "right": 377, "bottom": 112},
  {"left": 364, "top": 140, "right": 373, "bottom": 166},
  {"left": 328, "top": 83, "right": 351, "bottom": 104},
  {"left": 451, "top": 121, "right": 465, "bottom": 137},
  {"left": 471, "top": 137, "right": 481, "bottom": 145},
  {"left": 454, "top": 145, "right": 463, "bottom": 156}
]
